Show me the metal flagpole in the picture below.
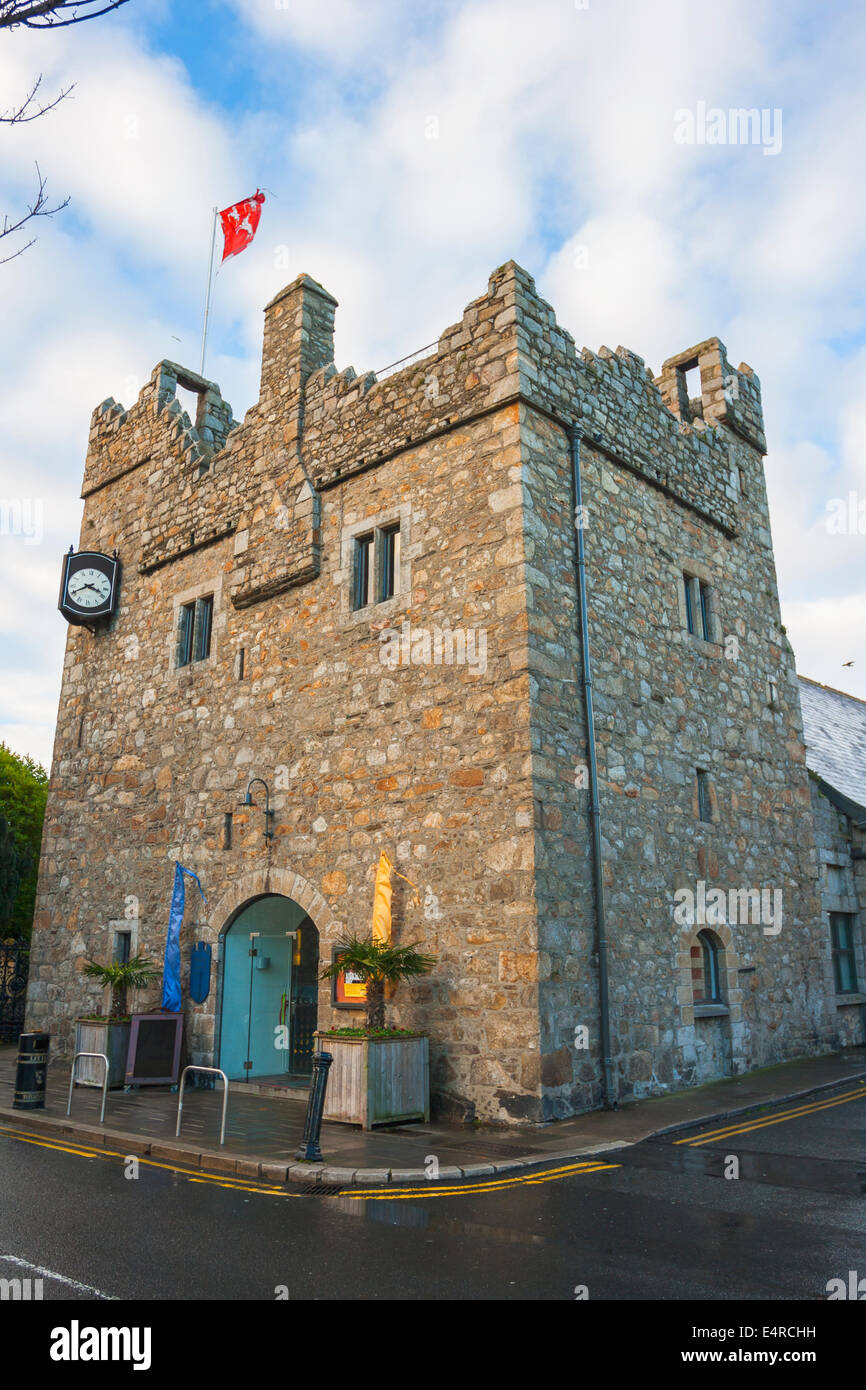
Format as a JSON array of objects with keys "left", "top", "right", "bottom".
[{"left": 199, "top": 205, "right": 218, "bottom": 378}]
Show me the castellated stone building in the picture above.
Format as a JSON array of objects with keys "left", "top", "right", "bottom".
[{"left": 26, "top": 260, "right": 855, "bottom": 1125}]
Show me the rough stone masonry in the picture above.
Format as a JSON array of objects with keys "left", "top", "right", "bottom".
[{"left": 26, "top": 260, "right": 844, "bottom": 1124}]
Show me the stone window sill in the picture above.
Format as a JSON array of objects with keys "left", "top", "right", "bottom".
[
  {"left": 694, "top": 1003, "right": 729, "bottom": 1018},
  {"left": 835, "top": 993, "right": 866, "bottom": 1006},
  {"left": 685, "top": 633, "right": 722, "bottom": 656},
  {"left": 344, "top": 592, "right": 404, "bottom": 629},
  {"left": 173, "top": 657, "right": 214, "bottom": 680}
]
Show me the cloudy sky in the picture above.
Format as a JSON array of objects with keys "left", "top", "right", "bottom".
[{"left": 1, "top": 0, "right": 864, "bottom": 769}]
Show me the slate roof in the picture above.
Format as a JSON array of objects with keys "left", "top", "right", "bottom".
[{"left": 798, "top": 676, "right": 866, "bottom": 819}]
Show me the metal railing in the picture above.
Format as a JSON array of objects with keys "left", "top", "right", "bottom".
[
  {"left": 374, "top": 341, "right": 438, "bottom": 382},
  {"left": 67, "top": 1051, "right": 109, "bottom": 1124},
  {"left": 176, "top": 1065, "right": 229, "bottom": 1147}
]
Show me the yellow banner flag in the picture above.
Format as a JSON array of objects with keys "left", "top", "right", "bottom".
[{"left": 371, "top": 851, "right": 393, "bottom": 944}]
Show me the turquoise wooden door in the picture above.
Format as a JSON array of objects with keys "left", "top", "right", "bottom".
[{"left": 219, "top": 896, "right": 307, "bottom": 1080}]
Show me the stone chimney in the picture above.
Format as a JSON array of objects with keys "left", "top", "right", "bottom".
[{"left": 259, "top": 273, "right": 338, "bottom": 409}]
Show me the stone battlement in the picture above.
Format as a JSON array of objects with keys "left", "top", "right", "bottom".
[
  {"left": 84, "top": 361, "right": 237, "bottom": 499},
  {"left": 81, "top": 261, "right": 764, "bottom": 580}
]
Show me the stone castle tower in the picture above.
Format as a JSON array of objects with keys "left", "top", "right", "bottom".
[{"left": 26, "top": 261, "right": 834, "bottom": 1123}]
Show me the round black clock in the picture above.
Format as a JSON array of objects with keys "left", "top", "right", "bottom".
[{"left": 58, "top": 548, "right": 120, "bottom": 627}]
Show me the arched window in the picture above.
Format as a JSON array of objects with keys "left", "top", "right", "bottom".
[{"left": 692, "top": 929, "right": 723, "bottom": 1004}]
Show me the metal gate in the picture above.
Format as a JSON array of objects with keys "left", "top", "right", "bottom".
[
  {"left": 289, "top": 918, "right": 319, "bottom": 1076},
  {"left": 0, "top": 940, "right": 29, "bottom": 1044}
]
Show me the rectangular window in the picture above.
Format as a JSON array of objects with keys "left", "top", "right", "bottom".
[
  {"left": 380, "top": 524, "right": 400, "bottom": 602},
  {"left": 696, "top": 769, "right": 712, "bottom": 823},
  {"left": 353, "top": 533, "right": 374, "bottom": 610},
  {"left": 177, "top": 601, "right": 196, "bottom": 667},
  {"left": 698, "top": 581, "right": 710, "bottom": 640},
  {"left": 113, "top": 929, "right": 131, "bottom": 965},
  {"left": 193, "top": 595, "right": 213, "bottom": 662},
  {"left": 683, "top": 573, "right": 711, "bottom": 640},
  {"left": 830, "top": 913, "right": 858, "bottom": 993},
  {"left": 683, "top": 573, "right": 695, "bottom": 634},
  {"left": 177, "top": 596, "right": 213, "bottom": 667}
]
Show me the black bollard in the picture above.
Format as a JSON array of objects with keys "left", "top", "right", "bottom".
[
  {"left": 13, "top": 1032, "right": 50, "bottom": 1110},
  {"left": 295, "top": 1051, "right": 332, "bottom": 1162}
]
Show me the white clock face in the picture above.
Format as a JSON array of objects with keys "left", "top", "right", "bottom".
[{"left": 68, "top": 566, "right": 112, "bottom": 608}]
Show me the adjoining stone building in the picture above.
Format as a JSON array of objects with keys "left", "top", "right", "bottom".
[
  {"left": 26, "top": 260, "right": 843, "bottom": 1123},
  {"left": 798, "top": 676, "right": 866, "bottom": 1048}
]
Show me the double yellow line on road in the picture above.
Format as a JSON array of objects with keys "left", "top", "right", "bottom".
[
  {"left": 673, "top": 1080, "right": 866, "bottom": 1148},
  {"left": 0, "top": 1121, "right": 619, "bottom": 1200},
  {"left": 346, "top": 1158, "right": 621, "bottom": 1200},
  {"left": 0, "top": 1123, "right": 297, "bottom": 1198}
]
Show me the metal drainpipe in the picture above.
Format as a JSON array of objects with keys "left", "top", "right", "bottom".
[{"left": 569, "top": 424, "right": 616, "bottom": 1110}]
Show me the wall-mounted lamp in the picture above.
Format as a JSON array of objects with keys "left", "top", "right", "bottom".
[{"left": 238, "top": 777, "right": 275, "bottom": 841}]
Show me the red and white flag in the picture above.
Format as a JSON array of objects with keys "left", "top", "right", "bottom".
[{"left": 219, "top": 190, "right": 265, "bottom": 262}]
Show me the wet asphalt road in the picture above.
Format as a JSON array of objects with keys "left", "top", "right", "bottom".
[{"left": 1, "top": 1082, "right": 864, "bottom": 1302}]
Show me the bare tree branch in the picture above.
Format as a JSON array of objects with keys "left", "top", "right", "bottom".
[
  {"left": 0, "top": 0, "right": 130, "bottom": 28},
  {"left": 0, "top": 161, "right": 69, "bottom": 263},
  {"left": 0, "top": 73, "right": 73, "bottom": 123},
  {"left": 1, "top": 2, "right": 129, "bottom": 264}
]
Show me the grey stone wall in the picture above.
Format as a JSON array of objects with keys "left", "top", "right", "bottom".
[{"left": 27, "top": 259, "right": 840, "bottom": 1125}]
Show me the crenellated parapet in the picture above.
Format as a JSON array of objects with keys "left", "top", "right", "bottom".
[
  {"left": 82, "top": 361, "right": 237, "bottom": 500},
  {"left": 79, "top": 258, "right": 764, "bottom": 583},
  {"left": 655, "top": 339, "right": 765, "bottom": 454}
]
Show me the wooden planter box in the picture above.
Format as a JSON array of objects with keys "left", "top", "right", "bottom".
[
  {"left": 73, "top": 1019, "right": 131, "bottom": 1089},
  {"left": 316, "top": 1033, "right": 429, "bottom": 1129}
]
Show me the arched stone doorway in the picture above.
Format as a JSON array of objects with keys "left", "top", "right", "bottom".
[{"left": 218, "top": 894, "right": 320, "bottom": 1082}]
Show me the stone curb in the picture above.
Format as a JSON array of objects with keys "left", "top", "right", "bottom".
[{"left": 2, "top": 1067, "right": 864, "bottom": 1189}]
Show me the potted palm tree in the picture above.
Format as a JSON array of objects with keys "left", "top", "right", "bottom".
[
  {"left": 319, "top": 937, "right": 436, "bottom": 1128},
  {"left": 75, "top": 955, "right": 160, "bottom": 1088}
]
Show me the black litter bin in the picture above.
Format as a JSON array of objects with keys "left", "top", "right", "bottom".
[{"left": 13, "top": 1032, "right": 50, "bottom": 1109}]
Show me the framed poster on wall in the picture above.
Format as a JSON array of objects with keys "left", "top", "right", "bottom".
[{"left": 332, "top": 949, "right": 367, "bottom": 1010}]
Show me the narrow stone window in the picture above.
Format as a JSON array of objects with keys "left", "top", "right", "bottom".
[
  {"left": 222, "top": 812, "right": 233, "bottom": 851},
  {"left": 698, "top": 581, "right": 710, "bottom": 640},
  {"left": 112, "top": 928, "right": 132, "bottom": 964},
  {"left": 236, "top": 646, "right": 245, "bottom": 681},
  {"left": 683, "top": 572, "right": 695, "bottom": 633},
  {"left": 692, "top": 930, "right": 722, "bottom": 1003},
  {"left": 177, "top": 595, "right": 213, "bottom": 667},
  {"left": 830, "top": 913, "right": 858, "bottom": 993},
  {"left": 683, "top": 573, "right": 711, "bottom": 640},
  {"left": 194, "top": 595, "right": 213, "bottom": 662},
  {"left": 696, "top": 768, "right": 712, "bottom": 823},
  {"left": 379, "top": 523, "right": 400, "bottom": 602},
  {"left": 353, "top": 533, "right": 374, "bottom": 610},
  {"left": 177, "top": 600, "right": 196, "bottom": 667}
]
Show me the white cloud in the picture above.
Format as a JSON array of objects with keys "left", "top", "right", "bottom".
[
  {"left": 227, "top": 0, "right": 418, "bottom": 61},
  {"left": 783, "top": 594, "right": 866, "bottom": 701},
  {"left": 2, "top": 0, "right": 866, "bottom": 766}
]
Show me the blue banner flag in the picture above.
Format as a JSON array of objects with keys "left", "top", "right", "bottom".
[{"left": 162, "top": 862, "right": 206, "bottom": 1012}]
